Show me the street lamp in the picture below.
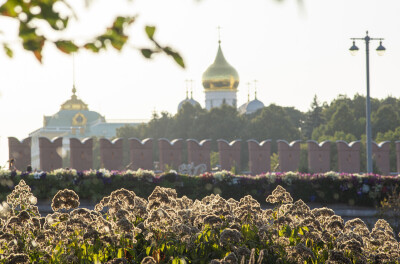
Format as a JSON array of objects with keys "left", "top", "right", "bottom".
[
  {"left": 349, "top": 31, "right": 385, "bottom": 174},
  {"left": 349, "top": 41, "right": 359, "bottom": 56}
]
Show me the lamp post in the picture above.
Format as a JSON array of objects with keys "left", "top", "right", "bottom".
[{"left": 349, "top": 31, "right": 385, "bottom": 174}]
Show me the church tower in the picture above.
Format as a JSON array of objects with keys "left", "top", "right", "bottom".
[{"left": 202, "top": 40, "right": 239, "bottom": 110}]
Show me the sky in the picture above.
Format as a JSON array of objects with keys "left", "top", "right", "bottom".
[{"left": 0, "top": 0, "right": 400, "bottom": 166}]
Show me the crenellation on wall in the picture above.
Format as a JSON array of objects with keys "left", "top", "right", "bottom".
[
  {"left": 187, "top": 139, "right": 211, "bottom": 172},
  {"left": 39, "top": 137, "right": 63, "bottom": 171},
  {"left": 70, "top": 138, "right": 93, "bottom": 171},
  {"left": 129, "top": 138, "right": 153, "bottom": 170},
  {"left": 158, "top": 138, "right": 183, "bottom": 171},
  {"left": 247, "top": 139, "right": 271, "bottom": 175},
  {"left": 372, "top": 141, "right": 390, "bottom": 176},
  {"left": 100, "top": 138, "right": 124, "bottom": 171},
  {"left": 307, "top": 140, "right": 331, "bottom": 173},
  {"left": 277, "top": 140, "right": 302, "bottom": 172},
  {"left": 8, "top": 137, "right": 31, "bottom": 171},
  {"left": 8, "top": 137, "right": 400, "bottom": 175},
  {"left": 336, "top": 141, "right": 361, "bottom": 173},
  {"left": 217, "top": 139, "right": 241, "bottom": 172}
]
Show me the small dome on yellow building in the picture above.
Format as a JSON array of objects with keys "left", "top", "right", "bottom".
[
  {"left": 202, "top": 43, "right": 239, "bottom": 91},
  {"left": 60, "top": 87, "right": 88, "bottom": 111}
]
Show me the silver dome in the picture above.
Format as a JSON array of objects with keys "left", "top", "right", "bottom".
[{"left": 238, "top": 98, "right": 264, "bottom": 115}]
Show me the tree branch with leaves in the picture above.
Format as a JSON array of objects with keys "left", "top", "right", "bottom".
[{"left": 0, "top": 0, "right": 184, "bottom": 67}]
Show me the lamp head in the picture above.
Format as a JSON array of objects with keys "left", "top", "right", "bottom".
[
  {"left": 349, "top": 41, "right": 359, "bottom": 56},
  {"left": 376, "top": 41, "right": 386, "bottom": 56}
]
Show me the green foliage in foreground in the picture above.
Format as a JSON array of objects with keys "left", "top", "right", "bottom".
[
  {"left": 0, "top": 181, "right": 399, "bottom": 263},
  {"left": 0, "top": 169, "right": 398, "bottom": 207}
]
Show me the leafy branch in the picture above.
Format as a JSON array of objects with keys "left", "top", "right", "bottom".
[{"left": 0, "top": 0, "right": 185, "bottom": 67}]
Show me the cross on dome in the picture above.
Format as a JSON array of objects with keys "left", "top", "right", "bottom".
[
  {"left": 253, "top": 80, "right": 258, "bottom": 99},
  {"left": 217, "top": 26, "right": 222, "bottom": 44}
]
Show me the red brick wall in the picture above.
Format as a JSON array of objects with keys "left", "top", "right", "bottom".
[
  {"left": 70, "top": 138, "right": 93, "bottom": 171},
  {"left": 336, "top": 141, "right": 360, "bottom": 173},
  {"left": 372, "top": 141, "right": 390, "bottom": 175},
  {"left": 129, "top": 138, "right": 153, "bottom": 170},
  {"left": 247, "top": 139, "right": 271, "bottom": 175},
  {"left": 217, "top": 139, "right": 241, "bottom": 172},
  {"left": 8, "top": 137, "right": 31, "bottom": 171},
  {"left": 187, "top": 139, "right": 211, "bottom": 172},
  {"left": 307, "top": 140, "right": 331, "bottom": 173},
  {"left": 39, "top": 137, "right": 62, "bottom": 171},
  {"left": 100, "top": 138, "right": 123, "bottom": 170},
  {"left": 158, "top": 138, "right": 183, "bottom": 171},
  {"left": 277, "top": 140, "right": 301, "bottom": 172}
]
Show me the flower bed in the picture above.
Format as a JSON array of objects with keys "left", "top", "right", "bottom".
[
  {"left": 0, "top": 180, "right": 398, "bottom": 263},
  {"left": 0, "top": 169, "right": 398, "bottom": 206}
]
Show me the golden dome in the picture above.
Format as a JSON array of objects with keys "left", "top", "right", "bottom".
[
  {"left": 202, "top": 43, "right": 239, "bottom": 91},
  {"left": 60, "top": 87, "right": 89, "bottom": 111}
]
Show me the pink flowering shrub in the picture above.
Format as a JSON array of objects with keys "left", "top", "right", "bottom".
[{"left": 0, "top": 170, "right": 397, "bottom": 207}]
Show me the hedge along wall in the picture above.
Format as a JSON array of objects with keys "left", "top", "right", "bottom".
[{"left": 0, "top": 169, "right": 397, "bottom": 207}]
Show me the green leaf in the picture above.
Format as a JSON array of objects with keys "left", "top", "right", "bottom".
[
  {"left": 51, "top": 222, "right": 61, "bottom": 227},
  {"left": 38, "top": 2, "right": 68, "bottom": 30},
  {"left": 162, "top": 47, "right": 185, "bottom": 68},
  {"left": 117, "top": 248, "right": 123, "bottom": 258},
  {"left": 145, "top": 26, "right": 156, "bottom": 39},
  {"left": 110, "top": 35, "right": 127, "bottom": 51},
  {"left": 113, "top": 16, "right": 126, "bottom": 30},
  {"left": 93, "top": 254, "right": 100, "bottom": 264},
  {"left": 172, "top": 52, "right": 185, "bottom": 68},
  {"left": 3, "top": 44, "right": 13, "bottom": 58},
  {"left": 55, "top": 40, "right": 78, "bottom": 54},
  {"left": 19, "top": 23, "right": 46, "bottom": 62},
  {"left": 84, "top": 43, "right": 100, "bottom": 52},
  {"left": 146, "top": 246, "right": 152, "bottom": 256},
  {"left": 141, "top": 49, "right": 153, "bottom": 58},
  {"left": 79, "top": 244, "right": 86, "bottom": 257},
  {"left": 0, "top": 1, "right": 18, "bottom": 17},
  {"left": 113, "top": 16, "right": 135, "bottom": 32}
]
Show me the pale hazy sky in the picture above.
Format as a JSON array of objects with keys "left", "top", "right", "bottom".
[{"left": 0, "top": 0, "right": 399, "bottom": 166}]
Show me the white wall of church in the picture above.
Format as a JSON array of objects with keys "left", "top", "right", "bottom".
[{"left": 205, "top": 90, "right": 237, "bottom": 110}]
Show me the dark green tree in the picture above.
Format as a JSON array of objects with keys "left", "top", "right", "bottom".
[
  {"left": 328, "top": 103, "right": 356, "bottom": 135},
  {"left": 282, "top": 106, "right": 305, "bottom": 130},
  {"left": 196, "top": 104, "right": 244, "bottom": 142},
  {"left": 302, "top": 95, "right": 324, "bottom": 139},
  {"left": 372, "top": 104, "right": 400, "bottom": 137},
  {"left": 247, "top": 104, "right": 301, "bottom": 143},
  {"left": 173, "top": 103, "right": 205, "bottom": 139}
]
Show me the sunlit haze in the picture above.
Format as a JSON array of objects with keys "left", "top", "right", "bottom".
[{"left": 0, "top": 0, "right": 399, "bottom": 166}]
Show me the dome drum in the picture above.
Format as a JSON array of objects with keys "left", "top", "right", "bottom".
[
  {"left": 202, "top": 77, "right": 239, "bottom": 91},
  {"left": 205, "top": 90, "right": 237, "bottom": 110}
]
